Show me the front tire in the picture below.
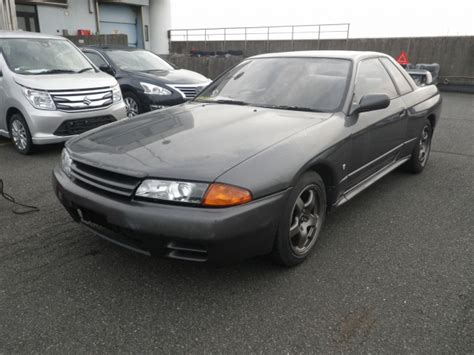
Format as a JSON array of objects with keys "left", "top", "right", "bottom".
[
  {"left": 404, "top": 119, "right": 433, "bottom": 174},
  {"left": 272, "top": 171, "right": 327, "bottom": 266},
  {"left": 123, "top": 92, "right": 143, "bottom": 118},
  {"left": 9, "top": 113, "right": 34, "bottom": 155}
]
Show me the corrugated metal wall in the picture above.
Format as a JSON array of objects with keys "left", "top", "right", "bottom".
[{"left": 0, "top": 0, "right": 17, "bottom": 30}]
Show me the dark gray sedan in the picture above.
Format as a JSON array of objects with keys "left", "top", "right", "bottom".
[{"left": 53, "top": 51, "right": 442, "bottom": 266}]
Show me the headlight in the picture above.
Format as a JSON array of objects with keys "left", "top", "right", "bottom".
[
  {"left": 135, "top": 179, "right": 208, "bottom": 204},
  {"left": 112, "top": 84, "right": 122, "bottom": 102},
  {"left": 135, "top": 180, "right": 252, "bottom": 207},
  {"left": 22, "top": 87, "right": 55, "bottom": 110},
  {"left": 61, "top": 148, "right": 72, "bottom": 177},
  {"left": 140, "top": 82, "right": 171, "bottom": 96}
]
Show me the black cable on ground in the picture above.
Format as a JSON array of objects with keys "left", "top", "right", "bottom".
[{"left": 0, "top": 178, "right": 40, "bottom": 215}]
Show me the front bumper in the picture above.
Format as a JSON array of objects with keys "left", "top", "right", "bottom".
[
  {"left": 25, "top": 103, "right": 127, "bottom": 145},
  {"left": 53, "top": 166, "right": 289, "bottom": 263}
]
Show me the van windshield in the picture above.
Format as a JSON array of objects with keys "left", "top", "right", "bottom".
[{"left": 0, "top": 38, "right": 94, "bottom": 75}]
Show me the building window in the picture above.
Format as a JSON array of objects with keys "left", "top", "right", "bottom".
[{"left": 16, "top": 4, "right": 40, "bottom": 32}]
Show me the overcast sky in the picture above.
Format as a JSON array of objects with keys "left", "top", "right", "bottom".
[{"left": 170, "top": 0, "right": 474, "bottom": 38}]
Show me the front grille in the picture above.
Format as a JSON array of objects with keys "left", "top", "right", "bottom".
[
  {"left": 50, "top": 87, "right": 113, "bottom": 112},
  {"left": 54, "top": 116, "right": 116, "bottom": 136},
  {"left": 169, "top": 84, "right": 207, "bottom": 99},
  {"left": 70, "top": 161, "right": 141, "bottom": 197}
]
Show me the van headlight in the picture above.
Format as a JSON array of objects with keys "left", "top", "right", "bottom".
[
  {"left": 22, "top": 88, "right": 56, "bottom": 110},
  {"left": 112, "top": 84, "right": 122, "bottom": 102},
  {"left": 135, "top": 179, "right": 208, "bottom": 204},
  {"left": 140, "top": 82, "right": 171, "bottom": 96},
  {"left": 61, "top": 148, "right": 72, "bottom": 177}
]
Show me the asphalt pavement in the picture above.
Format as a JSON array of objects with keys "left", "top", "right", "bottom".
[{"left": 0, "top": 92, "right": 472, "bottom": 353}]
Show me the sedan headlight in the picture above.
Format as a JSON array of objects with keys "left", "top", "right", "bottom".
[
  {"left": 22, "top": 87, "right": 55, "bottom": 110},
  {"left": 140, "top": 82, "right": 171, "bottom": 96},
  {"left": 112, "top": 84, "right": 122, "bottom": 102},
  {"left": 61, "top": 148, "right": 72, "bottom": 177},
  {"left": 136, "top": 179, "right": 208, "bottom": 204},
  {"left": 135, "top": 180, "right": 252, "bottom": 207}
]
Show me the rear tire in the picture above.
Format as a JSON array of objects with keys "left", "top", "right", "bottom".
[
  {"left": 9, "top": 113, "right": 34, "bottom": 155},
  {"left": 271, "top": 171, "right": 327, "bottom": 267},
  {"left": 403, "top": 119, "right": 432, "bottom": 174}
]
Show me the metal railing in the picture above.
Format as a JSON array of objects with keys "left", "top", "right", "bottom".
[{"left": 169, "top": 23, "right": 350, "bottom": 52}]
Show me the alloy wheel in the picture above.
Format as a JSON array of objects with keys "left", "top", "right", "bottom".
[
  {"left": 124, "top": 97, "right": 139, "bottom": 117},
  {"left": 418, "top": 125, "right": 431, "bottom": 166},
  {"left": 11, "top": 119, "right": 28, "bottom": 151},
  {"left": 289, "top": 185, "right": 323, "bottom": 255}
]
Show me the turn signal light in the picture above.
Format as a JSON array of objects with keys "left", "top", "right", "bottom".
[{"left": 202, "top": 183, "right": 252, "bottom": 207}]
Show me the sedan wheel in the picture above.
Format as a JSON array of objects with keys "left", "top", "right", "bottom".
[
  {"left": 403, "top": 118, "right": 433, "bottom": 174},
  {"left": 272, "top": 171, "right": 327, "bottom": 266},
  {"left": 124, "top": 96, "right": 139, "bottom": 118},
  {"left": 289, "top": 186, "right": 323, "bottom": 255},
  {"left": 418, "top": 124, "right": 431, "bottom": 167}
]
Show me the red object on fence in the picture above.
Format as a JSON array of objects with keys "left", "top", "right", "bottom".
[{"left": 396, "top": 50, "right": 409, "bottom": 65}]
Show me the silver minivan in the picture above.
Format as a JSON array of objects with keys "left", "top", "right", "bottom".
[{"left": 0, "top": 31, "right": 127, "bottom": 154}]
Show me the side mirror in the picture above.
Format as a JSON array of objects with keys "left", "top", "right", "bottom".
[
  {"left": 99, "top": 64, "right": 115, "bottom": 76},
  {"left": 350, "top": 94, "right": 390, "bottom": 115}
]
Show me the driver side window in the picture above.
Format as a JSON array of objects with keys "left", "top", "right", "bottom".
[
  {"left": 84, "top": 51, "right": 108, "bottom": 68},
  {"left": 353, "top": 58, "right": 398, "bottom": 104}
]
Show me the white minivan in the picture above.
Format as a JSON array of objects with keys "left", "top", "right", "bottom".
[{"left": 0, "top": 31, "right": 127, "bottom": 154}]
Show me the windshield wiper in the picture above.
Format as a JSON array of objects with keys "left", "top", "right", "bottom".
[
  {"left": 36, "top": 69, "right": 77, "bottom": 75},
  {"left": 256, "top": 104, "right": 324, "bottom": 113},
  {"left": 197, "top": 99, "right": 250, "bottom": 106},
  {"left": 77, "top": 67, "right": 94, "bottom": 73}
]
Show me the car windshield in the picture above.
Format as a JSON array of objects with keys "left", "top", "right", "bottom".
[
  {"left": 0, "top": 38, "right": 94, "bottom": 75},
  {"left": 106, "top": 50, "right": 173, "bottom": 72},
  {"left": 195, "top": 57, "right": 351, "bottom": 112}
]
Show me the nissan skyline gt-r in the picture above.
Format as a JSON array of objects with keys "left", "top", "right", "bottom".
[{"left": 53, "top": 51, "right": 442, "bottom": 266}]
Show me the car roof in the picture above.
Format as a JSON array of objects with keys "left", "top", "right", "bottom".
[
  {"left": 81, "top": 46, "right": 142, "bottom": 52},
  {"left": 0, "top": 30, "right": 64, "bottom": 40},
  {"left": 250, "top": 50, "right": 389, "bottom": 61}
]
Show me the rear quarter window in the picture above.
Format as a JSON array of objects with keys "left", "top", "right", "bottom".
[{"left": 379, "top": 57, "right": 413, "bottom": 95}]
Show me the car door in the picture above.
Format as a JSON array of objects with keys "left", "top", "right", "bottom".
[{"left": 347, "top": 58, "right": 407, "bottom": 187}]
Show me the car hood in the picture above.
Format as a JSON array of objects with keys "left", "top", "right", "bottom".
[
  {"left": 67, "top": 103, "right": 331, "bottom": 182},
  {"left": 128, "top": 69, "right": 209, "bottom": 85},
  {"left": 13, "top": 71, "right": 117, "bottom": 91}
]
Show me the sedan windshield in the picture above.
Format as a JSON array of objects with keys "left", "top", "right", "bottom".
[
  {"left": 106, "top": 50, "right": 173, "bottom": 72},
  {"left": 0, "top": 38, "right": 94, "bottom": 75},
  {"left": 196, "top": 57, "right": 351, "bottom": 112}
]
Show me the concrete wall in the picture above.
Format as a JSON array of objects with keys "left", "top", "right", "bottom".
[
  {"left": 65, "top": 34, "right": 128, "bottom": 47},
  {"left": 37, "top": 1, "right": 97, "bottom": 36},
  {"left": 169, "top": 36, "right": 474, "bottom": 86}
]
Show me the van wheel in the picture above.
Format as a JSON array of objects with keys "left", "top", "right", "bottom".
[{"left": 9, "top": 113, "right": 34, "bottom": 155}]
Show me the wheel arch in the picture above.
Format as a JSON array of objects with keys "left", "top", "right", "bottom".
[
  {"left": 427, "top": 113, "right": 436, "bottom": 129},
  {"left": 6, "top": 107, "right": 23, "bottom": 129},
  {"left": 290, "top": 160, "right": 339, "bottom": 208}
]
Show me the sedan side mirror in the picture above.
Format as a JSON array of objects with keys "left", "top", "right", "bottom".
[
  {"left": 350, "top": 94, "right": 390, "bottom": 115},
  {"left": 99, "top": 64, "right": 116, "bottom": 76}
]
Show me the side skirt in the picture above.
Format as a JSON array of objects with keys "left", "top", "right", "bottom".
[
  {"left": 334, "top": 155, "right": 411, "bottom": 208},
  {"left": 0, "top": 129, "right": 10, "bottom": 138}
]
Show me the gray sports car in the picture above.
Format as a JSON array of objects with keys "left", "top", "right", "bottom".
[{"left": 53, "top": 51, "right": 442, "bottom": 266}]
